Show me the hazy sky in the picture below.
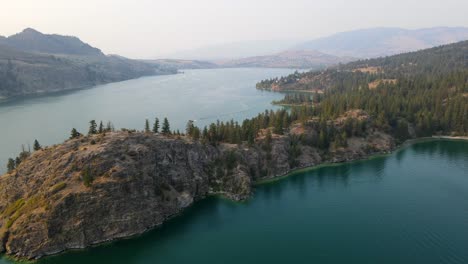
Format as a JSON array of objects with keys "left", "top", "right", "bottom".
[{"left": 1, "top": 0, "right": 467, "bottom": 58}]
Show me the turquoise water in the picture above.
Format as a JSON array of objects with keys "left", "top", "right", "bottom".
[
  {"left": 0, "top": 68, "right": 294, "bottom": 173},
  {"left": 1, "top": 140, "right": 467, "bottom": 264}
]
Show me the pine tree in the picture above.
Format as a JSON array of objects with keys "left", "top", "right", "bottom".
[
  {"left": 15, "top": 157, "right": 21, "bottom": 167},
  {"left": 88, "top": 120, "right": 97, "bottom": 135},
  {"left": 145, "top": 119, "right": 150, "bottom": 133},
  {"left": 186, "top": 120, "right": 194, "bottom": 137},
  {"left": 70, "top": 128, "right": 81, "bottom": 139},
  {"left": 274, "top": 115, "right": 283, "bottom": 135},
  {"left": 98, "top": 121, "right": 104, "bottom": 134},
  {"left": 192, "top": 127, "right": 200, "bottom": 140},
  {"left": 33, "top": 139, "right": 41, "bottom": 151},
  {"left": 152, "top": 118, "right": 160, "bottom": 133},
  {"left": 7, "top": 158, "right": 15, "bottom": 173},
  {"left": 162, "top": 118, "right": 171, "bottom": 134}
]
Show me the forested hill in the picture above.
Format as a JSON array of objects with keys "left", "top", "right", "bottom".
[
  {"left": 256, "top": 40, "right": 467, "bottom": 137},
  {"left": 294, "top": 27, "right": 468, "bottom": 58},
  {"left": 343, "top": 40, "right": 468, "bottom": 76},
  {"left": 0, "top": 29, "right": 176, "bottom": 99},
  {"left": 257, "top": 40, "right": 468, "bottom": 92}
]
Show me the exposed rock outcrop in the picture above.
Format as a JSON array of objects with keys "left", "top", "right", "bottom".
[{"left": 0, "top": 126, "right": 394, "bottom": 259}]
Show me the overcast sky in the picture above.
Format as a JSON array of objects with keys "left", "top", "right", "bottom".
[{"left": 1, "top": 0, "right": 467, "bottom": 58}]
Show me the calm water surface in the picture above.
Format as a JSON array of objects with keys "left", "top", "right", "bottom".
[
  {"left": 0, "top": 68, "right": 294, "bottom": 173},
  {"left": 1, "top": 69, "right": 467, "bottom": 264},
  {"left": 1, "top": 140, "right": 467, "bottom": 264}
]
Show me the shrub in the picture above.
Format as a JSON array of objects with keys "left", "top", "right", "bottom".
[{"left": 82, "top": 168, "right": 94, "bottom": 187}]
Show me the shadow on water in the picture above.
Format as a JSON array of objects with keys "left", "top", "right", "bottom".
[
  {"left": 410, "top": 139, "right": 468, "bottom": 166},
  {"left": 34, "top": 153, "right": 391, "bottom": 264},
  {"left": 36, "top": 197, "right": 226, "bottom": 264},
  {"left": 258, "top": 154, "right": 387, "bottom": 204}
]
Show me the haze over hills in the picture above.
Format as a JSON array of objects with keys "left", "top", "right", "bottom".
[
  {"left": 218, "top": 50, "right": 355, "bottom": 69},
  {"left": 294, "top": 27, "right": 468, "bottom": 58},
  {"left": 164, "top": 39, "right": 301, "bottom": 60},
  {"left": 0, "top": 29, "right": 175, "bottom": 99},
  {"left": 158, "top": 27, "right": 468, "bottom": 69}
]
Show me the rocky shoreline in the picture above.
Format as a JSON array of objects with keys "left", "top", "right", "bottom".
[{"left": 0, "top": 125, "right": 397, "bottom": 260}]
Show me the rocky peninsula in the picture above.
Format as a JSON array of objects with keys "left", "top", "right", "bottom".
[{"left": 0, "top": 111, "right": 395, "bottom": 260}]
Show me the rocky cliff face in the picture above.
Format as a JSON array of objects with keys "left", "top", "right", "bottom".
[{"left": 0, "top": 128, "right": 394, "bottom": 259}]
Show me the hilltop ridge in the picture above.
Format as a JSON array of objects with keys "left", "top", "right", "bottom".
[{"left": 0, "top": 28, "right": 175, "bottom": 99}]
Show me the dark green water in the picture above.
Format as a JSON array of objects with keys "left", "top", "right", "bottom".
[{"left": 3, "top": 140, "right": 466, "bottom": 264}]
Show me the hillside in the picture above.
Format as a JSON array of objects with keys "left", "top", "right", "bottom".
[
  {"left": 0, "top": 29, "right": 176, "bottom": 99},
  {"left": 218, "top": 50, "right": 355, "bottom": 69},
  {"left": 257, "top": 40, "right": 467, "bottom": 138},
  {"left": 150, "top": 50, "right": 355, "bottom": 70},
  {"left": 294, "top": 27, "right": 468, "bottom": 58},
  {"left": 257, "top": 40, "right": 468, "bottom": 92},
  {"left": 0, "top": 28, "right": 103, "bottom": 56}
]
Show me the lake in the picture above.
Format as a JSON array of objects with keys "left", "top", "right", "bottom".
[
  {"left": 0, "top": 68, "right": 294, "bottom": 173},
  {"left": 1, "top": 69, "right": 467, "bottom": 264},
  {"left": 1, "top": 139, "right": 466, "bottom": 264}
]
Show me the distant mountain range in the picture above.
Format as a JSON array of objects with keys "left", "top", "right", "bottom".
[
  {"left": 294, "top": 27, "right": 468, "bottom": 58},
  {"left": 160, "top": 27, "right": 468, "bottom": 69},
  {"left": 166, "top": 39, "right": 299, "bottom": 60},
  {"left": 0, "top": 28, "right": 175, "bottom": 99}
]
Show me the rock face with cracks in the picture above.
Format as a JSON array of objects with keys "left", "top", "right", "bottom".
[{"left": 0, "top": 127, "right": 394, "bottom": 259}]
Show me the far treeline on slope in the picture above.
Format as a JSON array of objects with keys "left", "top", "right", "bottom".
[
  {"left": 256, "top": 40, "right": 467, "bottom": 138},
  {"left": 0, "top": 28, "right": 176, "bottom": 99}
]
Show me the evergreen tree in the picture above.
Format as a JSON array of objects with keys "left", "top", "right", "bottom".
[
  {"left": 88, "top": 120, "right": 97, "bottom": 135},
  {"left": 186, "top": 120, "right": 194, "bottom": 137},
  {"left": 15, "top": 157, "right": 21, "bottom": 167},
  {"left": 192, "top": 127, "right": 200, "bottom": 140},
  {"left": 98, "top": 121, "right": 104, "bottom": 134},
  {"left": 145, "top": 119, "right": 150, "bottom": 133},
  {"left": 153, "top": 118, "right": 160, "bottom": 133},
  {"left": 162, "top": 117, "right": 171, "bottom": 134},
  {"left": 7, "top": 158, "right": 15, "bottom": 173},
  {"left": 70, "top": 128, "right": 81, "bottom": 139},
  {"left": 33, "top": 139, "right": 41, "bottom": 151}
]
